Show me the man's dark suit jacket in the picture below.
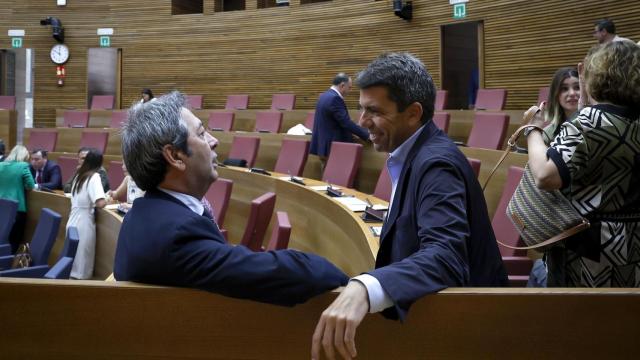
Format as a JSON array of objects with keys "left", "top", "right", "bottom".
[
  {"left": 114, "top": 189, "right": 348, "bottom": 306},
  {"left": 370, "top": 121, "right": 508, "bottom": 321},
  {"left": 310, "top": 89, "right": 369, "bottom": 157},
  {"left": 29, "top": 160, "right": 62, "bottom": 190}
]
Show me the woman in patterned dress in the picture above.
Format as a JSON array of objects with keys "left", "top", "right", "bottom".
[{"left": 525, "top": 41, "right": 640, "bottom": 287}]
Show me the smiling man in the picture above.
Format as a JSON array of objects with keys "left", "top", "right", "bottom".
[
  {"left": 311, "top": 53, "right": 508, "bottom": 360},
  {"left": 114, "top": 91, "right": 348, "bottom": 306}
]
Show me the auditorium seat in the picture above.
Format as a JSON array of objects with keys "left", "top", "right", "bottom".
[
  {"left": 491, "top": 166, "right": 532, "bottom": 287},
  {"left": 322, "top": 142, "right": 363, "bottom": 188},
  {"left": 79, "top": 131, "right": 109, "bottom": 154},
  {"left": 63, "top": 110, "right": 90, "bottom": 128},
  {"left": 240, "top": 192, "right": 276, "bottom": 252},
  {"left": 110, "top": 111, "right": 128, "bottom": 128},
  {"left": 264, "top": 211, "right": 292, "bottom": 251},
  {"left": 28, "top": 129, "right": 58, "bottom": 152},
  {"left": 432, "top": 112, "right": 450, "bottom": 134},
  {"left": 90, "top": 95, "right": 115, "bottom": 110},
  {"left": 204, "top": 178, "right": 233, "bottom": 227},
  {"left": 270, "top": 93, "right": 296, "bottom": 110},
  {"left": 57, "top": 156, "right": 78, "bottom": 184},
  {"left": 228, "top": 136, "right": 260, "bottom": 168},
  {"left": 254, "top": 111, "right": 283, "bottom": 133},
  {"left": 0, "top": 199, "right": 18, "bottom": 256},
  {"left": 467, "top": 158, "right": 481, "bottom": 178},
  {"left": 0, "top": 95, "right": 16, "bottom": 110},
  {"left": 435, "top": 90, "right": 448, "bottom": 111},
  {"left": 475, "top": 89, "right": 507, "bottom": 110},
  {"left": 186, "top": 95, "right": 203, "bottom": 109},
  {"left": 373, "top": 166, "right": 391, "bottom": 202},
  {"left": 274, "top": 138, "right": 309, "bottom": 176},
  {"left": 225, "top": 94, "right": 249, "bottom": 110},
  {"left": 0, "top": 208, "right": 60, "bottom": 271},
  {"left": 466, "top": 112, "right": 509, "bottom": 150},
  {"left": 537, "top": 87, "right": 550, "bottom": 105},
  {"left": 107, "top": 161, "right": 125, "bottom": 195},
  {"left": 208, "top": 111, "right": 234, "bottom": 131},
  {"left": 304, "top": 111, "right": 315, "bottom": 130}
]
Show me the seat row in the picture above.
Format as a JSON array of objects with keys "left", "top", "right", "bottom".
[{"left": 86, "top": 93, "right": 295, "bottom": 111}]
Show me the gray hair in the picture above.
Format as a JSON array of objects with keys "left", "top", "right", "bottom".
[
  {"left": 356, "top": 52, "right": 436, "bottom": 124},
  {"left": 121, "top": 91, "right": 191, "bottom": 191}
]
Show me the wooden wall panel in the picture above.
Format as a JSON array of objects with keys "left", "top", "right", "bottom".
[{"left": 1, "top": 0, "right": 638, "bottom": 127}]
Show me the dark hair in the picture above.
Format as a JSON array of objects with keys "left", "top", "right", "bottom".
[
  {"left": 71, "top": 148, "right": 103, "bottom": 195},
  {"left": 332, "top": 73, "right": 350, "bottom": 86},
  {"left": 545, "top": 67, "right": 579, "bottom": 130},
  {"left": 356, "top": 52, "right": 436, "bottom": 124},
  {"left": 595, "top": 19, "right": 616, "bottom": 34},
  {"left": 142, "top": 88, "right": 154, "bottom": 100},
  {"left": 0, "top": 139, "right": 5, "bottom": 155},
  {"left": 30, "top": 148, "right": 48, "bottom": 158}
]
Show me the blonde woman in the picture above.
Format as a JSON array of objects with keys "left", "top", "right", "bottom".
[{"left": 0, "top": 145, "right": 35, "bottom": 252}]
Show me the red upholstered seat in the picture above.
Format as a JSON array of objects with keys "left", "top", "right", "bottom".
[
  {"left": 304, "top": 111, "right": 315, "bottom": 130},
  {"left": 537, "top": 87, "right": 550, "bottom": 105},
  {"left": 208, "top": 111, "right": 234, "bottom": 131},
  {"left": 270, "top": 93, "right": 296, "bottom": 110},
  {"left": 79, "top": 131, "right": 109, "bottom": 154},
  {"left": 432, "top": 112, "right": 450, "bottom": 134},
  {"left": 110, "top": 111, "right": 128, "bottom": 128},
  {"left": 240, "top": 192, "right": 277, "bottom": 252},
  {"left": 28, "top": 129, "right": 58, "bottom": 152},
  {"left": 322, "top": 142, "right": 363, "bottom": 188},
  {"left": 274, "top": 139, "right": 309, "bottom": 177},
  {"left": 225, "top": 94, "right": 249, "bottom": 110},
  {"left": 90, "top": 95, "right": 114, "bottom": 110},
  {"left": 107, "top": 161, "right": 125, "bottom": 195},
  {"left": 0, "top": 96, "right": 16, "bottom": 110},
  {"left": 63, "top": 110, "right": 90, "bottom": 128},
  {"left": 264, "top": 211, "right": 292, "bottom": 251},
  {"left": 373, "top": 166, "right": 392, "bottom": 202},
  {"left": 466, "top": 112, "right": 509, "bottom": 150},
  {"left": 254, "top": 111, "right": 283, "bottom": 133},
  {"left": 57, "top": 156, "right": 78, "bottom": 184},
  {"left": 475, "top": 89, "right": 507, "bottom": 110},
  {"left": 228, "top": 136, "right": 260, "bottom": 168},
  {"left": 204, "top": 178, "right": 233, "bottom": 227},
  {"left": 186, "top": 95, "right": 203, "bottom": 109},
  {"left": 467, "top": 158, "right": 481, "bottom": 178},
  {"left": 435, "top": 90, "right": 448, "bottom": 111}
]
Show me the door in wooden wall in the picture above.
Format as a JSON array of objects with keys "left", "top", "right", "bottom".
[
  {"left": 87, "top": 48, "right": 121, "bottom": 109},
  {"left": 441, "top": 21, "right": 483, "bottom": 110}
]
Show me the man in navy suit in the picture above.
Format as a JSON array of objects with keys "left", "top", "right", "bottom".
[
  {"left": 114, "top": 91, "right": 348, "bottom": 306},
  {"left": 29, "top": 149, "right": 62, "bottom": 190},
  {"left": 311, "top": 53, "right": 508, "bottom": 360},
  {"left": 310, "top": 73, "right": 369, "bottom": 169}
]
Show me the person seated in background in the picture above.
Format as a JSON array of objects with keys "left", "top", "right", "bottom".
[
  {"left": 63, "top": 147, "right": 109, "bottom": 193},
  {"left": 29, "top": 149, "right": 62, "bottom": 190},
  {"left": 0, "top": 145, "right": 35, "bottom": 253},
  {"left": 525, "top": 41, "right": 640, "bottom": 287},
  {"left": 114, "top": 91, "right": 348, "bottom": 306},
  {"left": 106, "top": 162, "right": 144, "bottom": 211},
  {"left": 140, "top": 88, "right": 155, "bottom": 104},
  {"left": 0, "top": 139, "right": 5, "bottom": 162}
]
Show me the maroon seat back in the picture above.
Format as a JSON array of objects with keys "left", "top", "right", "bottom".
[
  {"left": 208, "top": 112, "right": 234, "bottom": 131},
  {"left": 475, "top": 89, "right": 507, "bottom": 110},
  {"left": 228, "top": 136, "right": 260, "bottom": 168},
  {"left": 467, "top": 112, "right": 509, "bottom": 150},
  {"left": 28, "top": 130, "right": 58, "bottom": 152},
  {"left": 186, "top": 95, "right": 203, "bottom": 109},
  {"left": 274, "top": 139, "right": 309, "bottom": 176},
  {"left": 435, "top": 90, "right": 448, "bottom": 111},
  {"left": 537, "top": 87, "right": 550, "bottom": 105},
  {"left": 322, "top": 142, "right": 363, "bottom": 188},
  {"left": 432, "top": 112, "right": 450, "bottom": 134},
  {"left": 110, "top": 111, "right": 128, "bottom": 128},
  {"left": 204, "top": 178, "right": 233, "bottom": 227},
  {"left": 467, "top": 158, "right": 481, "bottom": 178},
  {"left": 254, "top": 111, "right": 283, "bottom": 133},
  {"left": 79, "top": 131, "right": 109, "bottom": 154},
  {"left": 240, "top": 192, "right": 277, "bottom": 252},
  {"left": 57, "top": 156, "right": 78, "bottom": 184},
  {"left": 107, "top": 161, "right": 125, "bottom": 194},
  {"left": 90, "top": 95, "right": 114, "bottom": 110},
  {"left": 63, "top": 110, "right": 90, "bottom": 128},
  {"left": 270, "top": 93, "right": 296, "bottom": 110},
  {"left": 0, "top": 96, "right": 16, "bottom": 110},
  {"left": 225, "top": 94, "right": 249, "bottom": 110},
  {"left": 265, "top": 211, "right": 292, "bottom": 251},
  {"left": 373, "top": 166, "right": 392, "bottom": 202},
  {"left": 492, "top": 166, "right": 526, "bottom": 256},
  {"left": 304, "top": 111, "right": 315, "bottom": 129}
]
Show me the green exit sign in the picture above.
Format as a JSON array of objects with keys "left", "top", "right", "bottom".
[
  {"left": 100, "top": 36, "right": 110, "bottom": 47},
  {"left": 453, "top": 3, "right": 466, "bottom": 19},
  {"left": 11, "top": 37, "right": 22, "bottom": 48}
]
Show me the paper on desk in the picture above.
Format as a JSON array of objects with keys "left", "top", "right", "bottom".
[
  {"left": 333, "top": 197, "right": 369, "bottom": 212},
  {"left": 309, "top": 185, "right": 342, "bottom": 191},
  {"left": 371, "top": 204, "right": 388, "bottom": 211},
  {"left": 105, "top": 204, "right": 120, "bottom": 210}
]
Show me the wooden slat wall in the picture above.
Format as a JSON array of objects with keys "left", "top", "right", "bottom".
[{"left": 1, "top": 0, "right": 638, "bottom": 127}]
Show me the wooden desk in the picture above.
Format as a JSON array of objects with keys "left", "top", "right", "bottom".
[{"left": 0, "top": 109, "right": 17, "bottom": 150}]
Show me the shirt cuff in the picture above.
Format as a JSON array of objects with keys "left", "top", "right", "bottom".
[{"left": 352, "top": 274, "right": 394, "bottom": 313}]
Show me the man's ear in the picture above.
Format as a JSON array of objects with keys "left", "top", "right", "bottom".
[
  {"left": 405, "top": 102, "right": 423, "bottom": 128},
  {"left": 162, "top": 144, "right": 186, "bottom": 171}
]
